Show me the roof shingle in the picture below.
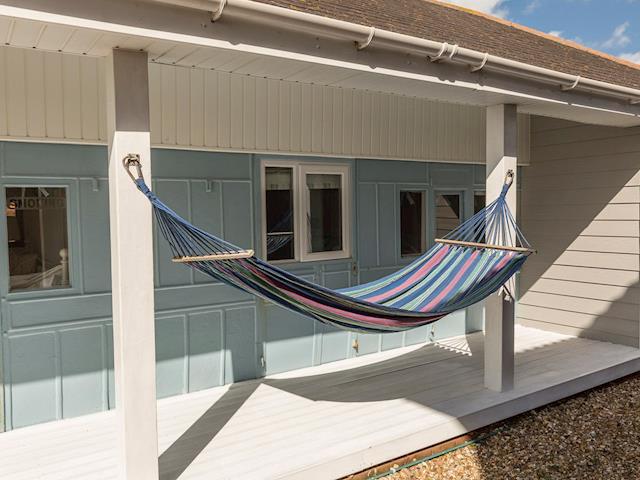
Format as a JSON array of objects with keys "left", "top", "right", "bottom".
[{"left": 253, "top": 0, "right": 640, "bottom": 90}]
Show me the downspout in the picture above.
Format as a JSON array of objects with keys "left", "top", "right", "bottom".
[{"left": 146, "top": 0, "right": 640, "bottom": 105}]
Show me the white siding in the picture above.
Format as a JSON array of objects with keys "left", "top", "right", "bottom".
[
  {"left": 147, "top": 63, "right": 489, "bottom": 162},
  {"left": 0, "top": 47, "right": 106, "bottom": 142},
  {"left": 518, "top": 116, "right": 640, "bottom": 347},
  {"left": 0, "top": 46, "right": 533, "bottom": 164}
]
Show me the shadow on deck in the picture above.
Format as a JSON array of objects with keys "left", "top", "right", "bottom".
[{"left": 158, "top": 327, "right": 638, "bottom": 479}]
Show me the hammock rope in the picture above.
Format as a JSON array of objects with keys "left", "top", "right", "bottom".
[{"left": 125, "top": 156, "right": 533, "bottom": 333}]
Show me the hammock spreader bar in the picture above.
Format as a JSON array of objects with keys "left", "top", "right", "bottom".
[{"left": 124, "top": 156, "right": 533, "bottom": 334}]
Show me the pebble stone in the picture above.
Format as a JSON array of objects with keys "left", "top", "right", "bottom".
[{"left": 387, "top": 375, "right": 640, "bottom": 480}]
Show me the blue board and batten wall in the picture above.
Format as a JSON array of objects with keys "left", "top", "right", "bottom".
[{"left": 0, "top": 141, "right": 486, "bottom": 430}]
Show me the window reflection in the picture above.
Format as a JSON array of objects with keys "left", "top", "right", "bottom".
[
  {"left": 6, "top": 187, "right": 70, "bottom": 291},
  {"left": 400, "top": 191, "right": 425, "bottom": 256},
  {"left": 265, "top": 167, "right": 295, "bottom": 261},
  {"left": 305, "top": 173, "right": 342, "bottom": 254}
]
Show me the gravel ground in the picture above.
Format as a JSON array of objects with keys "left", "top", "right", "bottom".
[{"left": 387, "top": 374, "right": 640, "bottom": 480}]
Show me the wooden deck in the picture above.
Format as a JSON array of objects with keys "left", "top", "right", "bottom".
[{"left": 3, "top": 325, "right": 640, "bottom": 480}]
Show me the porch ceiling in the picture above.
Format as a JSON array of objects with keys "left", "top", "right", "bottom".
[{"left": 1, "top": 3, "right": 639, "bottom": 127}]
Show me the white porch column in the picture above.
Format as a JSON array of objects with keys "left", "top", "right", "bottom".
[
  {"left": 106, "top": 49, "right": 159, "bottom": 479},
  {"left": 484, "top": 104, "right": 518, "bottom": 392}
]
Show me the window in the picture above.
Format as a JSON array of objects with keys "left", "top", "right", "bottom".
[
  {"left": 265, "top": 167, "right": 295, "bottom": 261},
  {"left": 435, "top": 193, "right": 462, "bottom": 239},
  {"left": 400, "top": 191, "right": 425, "bottom": 256},
  {"left": 5, "top": 187, "right": 70, "bottom": 292},
  {"left": 262, "top": 162, "right": 351, "bottom": 262},
  {"left": 474, "top": 192, "right": 486, "bottom": 215}
]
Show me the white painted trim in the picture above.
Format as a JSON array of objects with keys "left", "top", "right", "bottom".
[
  {"left": 261, "top": 160, "right": 300, "bottom": 262},
  {"left": 260, "top": 159, "right": 352, "bottom": 263},
  {"left": 3, "top": 183, "right": 75, "bottom": 294},
  {"left": 299, "top": 163, "right": 352, "bottom": 262}
]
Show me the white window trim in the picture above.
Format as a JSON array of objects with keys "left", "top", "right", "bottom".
[
  {"left": 3, "top": 183, "right": 74, "bottom": 295},
  {"left": 261, "top": 160, "right": 352, "bottom": 263},
  {"left": 261, "top": 160, "right": 300, "bottom": 263},
  {"left": 298, "top": 163, "right": 351, "bottom": 262}
]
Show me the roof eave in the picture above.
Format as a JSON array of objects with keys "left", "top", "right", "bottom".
[{"left": 148, "top": 0, "right": 640, "bottom": 105}]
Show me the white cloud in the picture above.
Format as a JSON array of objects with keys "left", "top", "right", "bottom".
[
  {"left": 619, "top": 51, "right": 640, "bottom": 64},
  {"left": 524, "top": 0, "right": 541, "bottom": 14},
  {"left": 444, "top": 0, "right": 509, "bottom": 18},
  {"left": 548, "top": 30, "right": 563, "bottom": 38},
  {"left": 600, "top": 22, "right": 631, "bottom": 49}
]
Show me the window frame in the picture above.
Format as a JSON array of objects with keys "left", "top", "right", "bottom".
[
  {"left": 261, "top": 160, "right": 352, "bottom": 264},
  {"left": 261, "top": 161, "right": 300, "bottom": 263},
  {"left": 2, "top": 182, "right": 77, "bottom": 297},
  {"left": 298, "top": 163, "right": 351, "bottom": 262}
]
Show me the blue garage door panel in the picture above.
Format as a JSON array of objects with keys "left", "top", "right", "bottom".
[
  {"left": 381, "top": 331, "right": 404, "bottom": 351},
  {"left": 60, "top": 326, "right": 106, "bottom": 418},
  {"left": 156, "top": 314, "right": 187, "bottom": 398},
  {"left": 264, "top": 304, "right": 315, "bottom": 375},
  {"left": 224, "top": 306, "right": 257, "bottom": 383},
  {"left": 8, "top": 333, "right": 57, "bottom": 428},
  {"left": 377, "top": 183, "right": 397, "bottom": 267},
  {"left": 222, "top": 182, "right": 254, "bottom": 250},
  {"left": 319, "top": 269, "right": 352, "bottom": 364},
  {"left": 188, "top": 310, "right": 224, "bottom": 391},
  {"left": 404, "top": 325, "right": 430, "bottom": 346},
  {"left": 356, "top": 183, "right": 378, "bottom": 268},
  {"left": 190, "top": 181, "right": 223, "bottom": 284},
  {"left": 318, "top": 323, "right": 350, "bottom": 364},
  {"left": 78, "top": 179, "right": 111, "bottom": 294}
]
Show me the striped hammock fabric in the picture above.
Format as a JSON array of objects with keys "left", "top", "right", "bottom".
[{"left": 133, "top": 171, "right": 532, "bottom": 333}]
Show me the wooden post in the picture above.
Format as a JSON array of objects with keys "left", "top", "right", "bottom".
[
  {"left": 106, "top": 49, "right": 159, "bottom": 479},
  {"left": 484, "top": 104, "right": 518, "bottom": 392}
]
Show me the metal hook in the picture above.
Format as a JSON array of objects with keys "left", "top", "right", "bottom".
[
  {"left": 123, "top": 154, "right": 144, "bottom": 183},
  {"left": 504, "top": 169, "right": 514, "bottom": 187}
]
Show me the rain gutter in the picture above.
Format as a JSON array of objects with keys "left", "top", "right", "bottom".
[{"left": 148, "top": 0, "right": 640, "bottom": 104}]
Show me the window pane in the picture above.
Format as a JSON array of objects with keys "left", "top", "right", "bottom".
[
  {"left": 400, "top": 191, "right": 425, "bottom": 256},
  {"left": 6, "top": 187, "right": 70, "bottom": 291},
  {"left": 306, "top": 173, "right": 342, "bottom": 253},
  {"left": 474, "top": 193, "right": 486, "bottom": 215},
  {"left": 265, "top": 167, "right": 295, "bottom": 261},
  {"left": 435, "top": 193, "right": 461, "bottom": 239}
]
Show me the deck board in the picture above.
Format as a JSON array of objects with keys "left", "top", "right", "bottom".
[{"left": 2, "top": 325, "right": 639, "bottom": 480}]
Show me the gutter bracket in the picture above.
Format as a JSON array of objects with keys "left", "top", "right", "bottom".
[
  {"left": 561, "top": 75, "right": 581, "bottom": 91},
  {"left": 356, "top": 27, "right": 375, "bottom": 50},
  {"left": 448, "top": 44, "right": 459, "bottom": 60},
  {"left": 428, "top": 42, "right": 448, "bottom": 62},
  {"left": 429, "top": 43, "right": 458, "bottom": 63},
  {"left": 470, "top": 52, "right": 489, "bottom": 73},
  {"left": 211, "top": 0, "right": 227, "bottom": 22}
]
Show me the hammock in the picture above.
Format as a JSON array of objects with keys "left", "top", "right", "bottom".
[{"left": 126, "top": 158, "right": 533, "bottom": 333}]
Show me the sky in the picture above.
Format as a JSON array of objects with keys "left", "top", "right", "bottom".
[{"left": 445, "top": 0, "right": 640, "bottom": 63}]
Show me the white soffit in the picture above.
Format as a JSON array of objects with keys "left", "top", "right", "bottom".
[{"left": 0, "top": 8, "right": 638, "bottom": 127}]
